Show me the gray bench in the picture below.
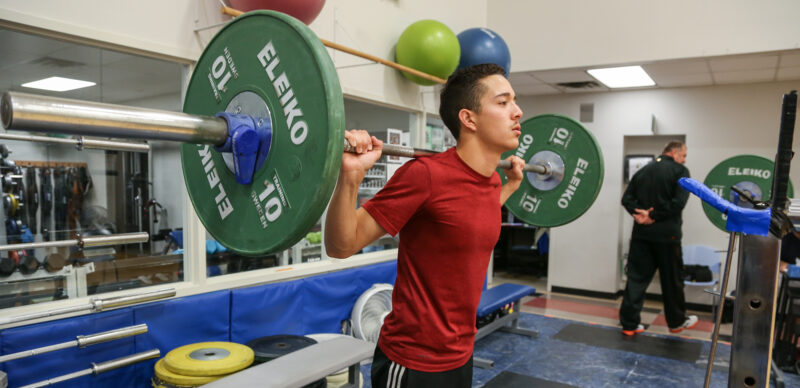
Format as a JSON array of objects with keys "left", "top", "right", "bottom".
[{"left": 201, "top": 336, "right": 374, "bottom": 388}]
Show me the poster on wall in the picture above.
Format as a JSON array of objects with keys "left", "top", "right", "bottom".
[
  {"left": 386, "top": 128, "right": 403, "bottom": 163},
  {"left": 386, "top": 129, "right": 411, "bottom": 180},
  {"left": 624, "top": 154, "right": 655, "bottom": 183}
]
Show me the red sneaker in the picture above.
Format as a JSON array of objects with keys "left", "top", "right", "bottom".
[{"left": 622, "top": 324, "right": 645, "bottom": 336}]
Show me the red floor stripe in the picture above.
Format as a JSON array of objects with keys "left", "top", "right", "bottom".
[{"left": 524, "top": 297, "right": 621, "bottom": 320}]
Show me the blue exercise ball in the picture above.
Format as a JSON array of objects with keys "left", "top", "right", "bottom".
[{"left": 457, "top": 28, "right": 511, "bottom": 76}]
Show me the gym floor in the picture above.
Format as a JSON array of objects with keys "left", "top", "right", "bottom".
[{"left": 356, "top": 272, "right": 800, "bottom": 388}]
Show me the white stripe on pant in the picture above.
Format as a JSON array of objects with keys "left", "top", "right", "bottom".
[{"left": 387, "top": 360, "right": 407, "bottom": 388}]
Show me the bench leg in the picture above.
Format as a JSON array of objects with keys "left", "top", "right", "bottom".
[
  {"left": 499, "top": 312, "right": 538, "bottom": 338},
  {"left": 473, "top": 356, "right": 494, "bottom": 369},
  {"left": 341, "top": 362, "right": 362, "bottom": 388}
]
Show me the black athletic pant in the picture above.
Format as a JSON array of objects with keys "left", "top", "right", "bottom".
[
  {"left": 371, "top": 345, "right": 472, "bottom": 388},
  {"left": 620, "top": 239, "right": 687, "bottom": 329}
]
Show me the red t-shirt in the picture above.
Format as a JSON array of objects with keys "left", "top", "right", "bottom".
[{"left": 363, "top": 147, "right": 502, "bottom": 372}]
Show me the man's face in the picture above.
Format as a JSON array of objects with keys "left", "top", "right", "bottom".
[
  {"left": 671, "top": 145, "right": 687, "bottom": 164},
  {"left": 471, "top": 74, "right": 524, "bottom": 152}
]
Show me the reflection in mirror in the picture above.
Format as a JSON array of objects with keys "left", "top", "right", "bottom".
[{"left": 0, "top": 27, "right": 186, "bottom": 308}]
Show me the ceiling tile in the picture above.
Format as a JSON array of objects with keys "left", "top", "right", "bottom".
[
  {"left": 709, "top": 55, "right": 779, "bottom": 72},
  {"left": 713, "top": 69, "right": 775, "bottom": 84},
  {"left": 513, "top": 83, "right": 561, "bottom": 95},
  {"left": 644, "top": 60, "right": 708, "bottom": 76},
  {"left": 652, "top": 73, "right": 713, "bottom": 87},
  {"left": 508, "top": 72, "right": 541, "bottom": 86},
  {"left": 777, "top": 66, "right": 800, "bottom": 81},
  {"left": 531, "top": 69, "right": 594, "bottom": 83}
]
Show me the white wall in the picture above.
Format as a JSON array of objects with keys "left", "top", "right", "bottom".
[
  {"left": 518, "top": 81, "right": 800, "bottom": 294},
  {"left": 488, "top": 0, "right": 800, "bottom": 71}
]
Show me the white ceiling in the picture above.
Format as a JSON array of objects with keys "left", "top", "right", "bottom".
[{"left": 509, "top": 50, "right": 800, "bottom": 96}]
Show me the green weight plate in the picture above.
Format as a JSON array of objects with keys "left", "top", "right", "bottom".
[
  {"left": 702, "top": 155, "right": 794, "bottom": 232},
  {"left": 500, "top": 114, "right": 604, "bottom": 227},
  {"left": 181, "top": 11, "right": 344, "bottom": 255}
]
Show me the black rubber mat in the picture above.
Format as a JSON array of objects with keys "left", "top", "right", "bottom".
[
  {"left": 553, "top": 323, "right": 702, "bottom": 363},
  {"left": 482, "top": 371, "right": 577, "bottom": 388}
]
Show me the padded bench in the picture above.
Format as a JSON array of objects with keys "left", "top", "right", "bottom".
[{"left": 473, "top": 283, "right": 538, "bottom": 369}]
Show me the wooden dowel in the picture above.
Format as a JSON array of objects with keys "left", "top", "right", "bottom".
[
  {"left": 14, "top": 160, "right": 87, "bottom": 168},
  {"left": 220, "top": 6, "right": 447, "bottom": 85}
]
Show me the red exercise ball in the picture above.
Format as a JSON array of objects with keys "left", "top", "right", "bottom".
[{"left": 229, "top": 0, "right": 326, "bottom": 25}]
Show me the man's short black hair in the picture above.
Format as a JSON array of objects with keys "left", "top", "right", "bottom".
[
  {"left": 439, "top": 64, "right": 506, "bottom": 140},
  {"left": 662, "top": 141, "right": 685, "bottom": 154}
]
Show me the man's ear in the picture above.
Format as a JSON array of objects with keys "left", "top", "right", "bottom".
[{"left": 458, "top": 108, "right": 478, "bottom": 134}]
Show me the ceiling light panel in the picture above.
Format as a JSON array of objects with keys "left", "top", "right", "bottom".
[
  {"left": 587, "top": 66, "right": 655, "bottom": 88},
  {"left": 22, "top": 76, "right": 95, "bottom": 92}
]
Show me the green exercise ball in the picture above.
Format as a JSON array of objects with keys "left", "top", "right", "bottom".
[{"left": 395, "top": 20, "right": 460, "bottom": 86}]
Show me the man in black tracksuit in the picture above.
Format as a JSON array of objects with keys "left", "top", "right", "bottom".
[{"left": 620, "top": 141, "right": 698, "bottom": 335}]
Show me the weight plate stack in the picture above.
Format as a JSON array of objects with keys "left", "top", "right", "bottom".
[
  {"left": 162, "top": 341, "right": 254, "bottom": 377},
  {"left": 500, "top": 114, "right": 604, "bottom": 227},
  {"left": 181, "top": 10, "right": 344, "bottom": 256},
  {"left": 153, "top": 358, "right": 223, "bottom": 387},
  {"left": 702, "top": 155, "right": 794, "bottom": 232}
]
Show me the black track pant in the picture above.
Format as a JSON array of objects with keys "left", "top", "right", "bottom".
[
  {"left": 371, "top": 345, "right": 472, "bottom": 388},
  {"left": 620, "top": 239, "right": 688, "bottom": 329}
]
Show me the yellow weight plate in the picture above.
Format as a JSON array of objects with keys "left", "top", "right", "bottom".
[
  {"left": 163, "top": 341, "right": 254, "bottom": 377},
  {"left": 155, "top": 358, "right": 222, "bottom": 386}
]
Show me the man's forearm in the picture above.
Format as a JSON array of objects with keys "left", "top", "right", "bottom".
[
  {"left": 324, "top": 175, "right": 361, "bottom": 257},
  {"left": 500, "top": 182, "right": 521, "bottom": 205}
]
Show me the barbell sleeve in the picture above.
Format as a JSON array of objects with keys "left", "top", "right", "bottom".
[
  {"left": 1, "top": 92, "right": 228, "bottom": 145},
  {"left": 0, "top": 324, "right": 148, "bottom": 363}
]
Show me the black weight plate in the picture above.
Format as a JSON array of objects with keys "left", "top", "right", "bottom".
[{"left": 246, "top": 334, "right": 317, "bottom": 362}]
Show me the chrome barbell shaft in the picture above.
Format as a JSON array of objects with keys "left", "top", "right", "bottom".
[
  {"left": 0, "top": 232, "right": 149, "bottom": 251},
  {"left": 0, "top": 324, "right": 148, "bottom": 363},
  {"left": 343, "top": 141, "right": 549, "bottom": 175},
  {"left": 19, "top": 349, "right": 160, "bottom": 388},
  {"left": 0, "top": 132, "right": 150, "bottom": 153},
  {"left": 0, "top": 288, "right": 176, "bottom": 326}
]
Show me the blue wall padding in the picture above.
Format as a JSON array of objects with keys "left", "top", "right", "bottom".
[
  {"left": 302, "top": 269, "right": 364, "bottom": 334},
  {"left": 1, "top": 309, "right": 135, "bottom": 388},
  {"left": 354, "top": 261, "right": 398, "bottom": 290},
  {"left": 230, "top": 279, "right": 306, "bottom": 343},
  {"left": 133, "top": 290, "right": 231, "bottom": 351},
  {"left": 0, "top": 261, "right": 398, "bottom": 388}
]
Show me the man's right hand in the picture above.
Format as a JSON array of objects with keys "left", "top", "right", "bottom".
[
  {"left": 342, "top": 130, "right": 383, "bottom": 182},
  {"left": 633, "top": 207, "right": 655, "bottom": 225}
]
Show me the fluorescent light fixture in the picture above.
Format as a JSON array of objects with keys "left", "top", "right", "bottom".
[
  {"left": 22, "top": 76, "right": 96, "bottom": 92},
  {"left": 587, "top": 66, "right": 655, "bottom": 88}
]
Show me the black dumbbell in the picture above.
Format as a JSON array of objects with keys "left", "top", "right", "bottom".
[
  {"left": 18, "top": 255, "right": 39, "bottom": 275},
  {"left": 0, "top": 257, "right": 15, "bottom": 276}
]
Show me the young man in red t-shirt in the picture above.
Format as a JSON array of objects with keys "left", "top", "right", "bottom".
[{"left": 325, "top": 64, "right": 525, "bottom": 388}]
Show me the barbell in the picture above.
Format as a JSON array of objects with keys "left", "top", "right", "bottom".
[{"left": 1, "top": 10, "right": 604, "bottom": 256}]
